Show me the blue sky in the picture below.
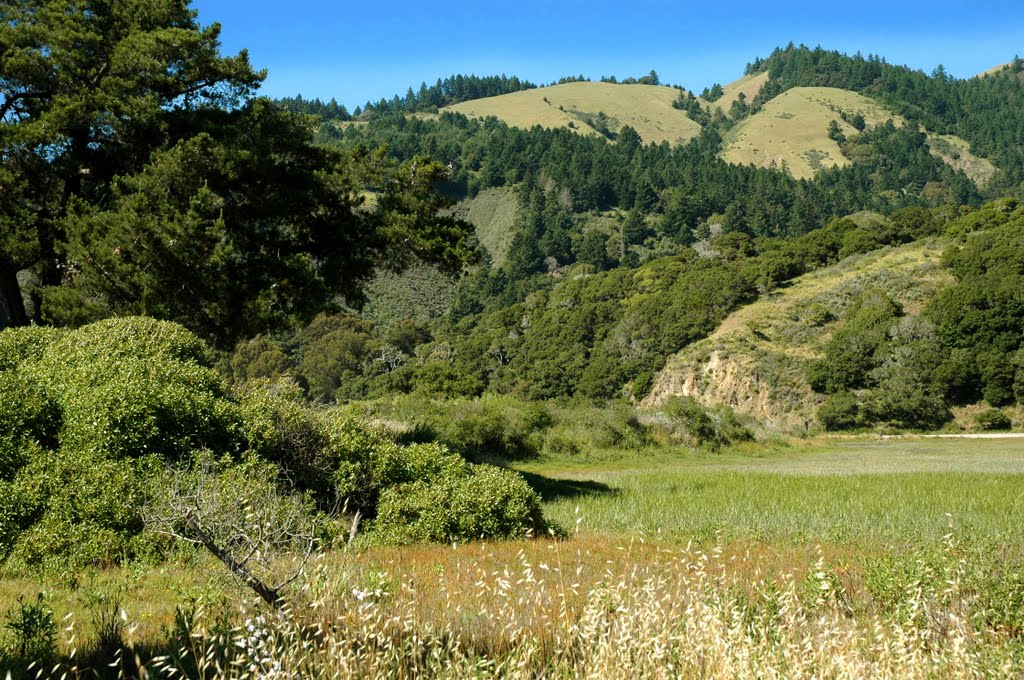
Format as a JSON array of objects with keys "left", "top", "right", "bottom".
[{"left": 192, "top": 1, "right": 1023, "bottom": 107}]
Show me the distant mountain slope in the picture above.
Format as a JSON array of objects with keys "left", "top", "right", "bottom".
[
  {"left": 444, "top": 81, "right": 703, "bottom": 145},
  {"left": 721, "top": 87, "right": 897, "bottom": 179},
  {"left": 977, "top": 62, "right": 1014, "bottom": 78},
  {"left": 643, "top": 234, "right": 954, "bottom": 428},
  {"left": 709, "top": 71, "right": 769, "bottom": 112},
  {"left": 719, "top": 86, "right": 994, "bottom": 184}
]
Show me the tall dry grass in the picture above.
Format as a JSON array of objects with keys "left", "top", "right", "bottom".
[{"left": 25, "top": 535, "right": 1021, "bottom": 679}]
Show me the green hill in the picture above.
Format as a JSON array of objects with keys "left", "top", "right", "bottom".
[
  {"left": 643, "top": 234, "right": 955, "bottom": 429},
  {"left": 719, "top": 86, "right": 994, "bottom": 184},
  {"left": 444, "top": 81, "right": 703, "bottom": 145},
  {"left": 451, "top": 187, "right": 520, "bottom": 265},
  {"left": 720, "top": 87, "right": 899, "bottom": 179}
]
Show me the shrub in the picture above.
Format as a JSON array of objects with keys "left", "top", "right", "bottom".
[
  {"left": 817, "top": 392, "right": 861, "bottom": 431},
  {"left": 1, "top": 593, "right": 56, "bottom": 665},
  {"left": 976, "top": 408, "right": 1011, "bottom": 431},
  {"left": 375, "top": 462, "right": 546, "bottom": 544},
  {"left": 32, "top": 317, "right": 239, "bottom": 460},
  {"left": 663, "top": 396, "right": 725, "bottom": 449},
  {"left": 0, "top": 318, "right": 553, "bottom": 572},
  {"left": 2, "top": 447, "right": 153, "bottom": 572},
  {"left": 0, "top": 374, "right": 59, "bottom": 479},
  {"left": 0, "top": 326, "right": 64, "bottom": 373},
  {"left": 631, "top": 371, "right": 655, "bottom": 399}
]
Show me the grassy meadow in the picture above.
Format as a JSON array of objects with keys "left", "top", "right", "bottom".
[
  {"left": 4, "top": 436, "right": 1024, "bottom": 677},
  {"left": 445, "top": 81, "right": 703, "bottom": 145},
  {"left": 720, "top": 86, "right": 901, "bottom": 179},
  {"left": 522, "top": 437, "right": 1024, "bottom": 544}
]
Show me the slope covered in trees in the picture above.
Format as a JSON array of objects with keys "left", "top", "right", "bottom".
[{"left": 746, "top": 45, "right": 1024, "bottom": 195}]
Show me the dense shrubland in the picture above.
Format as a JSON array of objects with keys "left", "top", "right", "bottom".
[{"left": 0, "top": 318, "right": 547, "bottom": 576}]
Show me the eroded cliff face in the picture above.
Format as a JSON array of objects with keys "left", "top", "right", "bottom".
[
  {"left": 643, "top": 348, "right": 821, "bottom": 429},
  {"left": 640, "top": 240, "right": 954, "bottom": 430}
]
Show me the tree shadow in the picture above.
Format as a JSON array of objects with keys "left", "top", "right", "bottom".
[{"left": 517, "top": 470, "right": 616, "bottom": 502}]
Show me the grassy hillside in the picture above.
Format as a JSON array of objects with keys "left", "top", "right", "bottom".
[
  {"left": 924, "top": 132, "right": 996, "bottom": 186},
  {"left": 976, "top": 61, "right": 1016, "bottom": 77},
  {"left": 451, "top": 186, "right": 520, "bottom": 265},
  {"left": 720, "top": 87, "right": 904, "bottom": 179},
  {"left": 708, "top": 71, "right": 769, "bottom": 112},
  {"left": 643, "top": 236, "right": 955, "bottom": 428},
  {"left": 445, "top": 81, "right": 703, "bottom": 145},
  {"left": 719, "top": 86, "right": 994, "bottom": 184}
]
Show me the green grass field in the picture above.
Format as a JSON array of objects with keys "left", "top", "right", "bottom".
[{"left": 520, "top": 437, "right": 1024, "bottom": 545}]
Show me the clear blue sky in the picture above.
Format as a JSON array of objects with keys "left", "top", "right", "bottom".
[{"left": 191, "top": 1, "right": 1023, "bottom": 107}]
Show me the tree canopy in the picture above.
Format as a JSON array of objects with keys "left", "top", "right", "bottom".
[{"left": 0, "top": 0, "right": 474, "bottom": 344}]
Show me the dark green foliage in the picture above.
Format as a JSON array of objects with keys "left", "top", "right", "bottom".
[
  {"left": 927, "top": 205, "right": 1024, "bottom": 405},
  {"left": 275, "top": 95, "right": 352, "bottom": 121},
  {"left": 817, "top": 392, "right": 862, "bottom": 431},
  {"left": 809, "top": 293, "right": 952, "bottom": 429},
  {"left": 702, "top": 83, "right": 725, "bottom": 102},
  {"left": 295, "top": 315, "right": 376, "bottom": 402},
  {"left": 827, "top": 120, "right": 846, "bottom": 144},
  {"left": 574, "top": 231, "right": 612, "bottom": 270},
  {"left": 976, "top": 408, "right": 1012, "bottom": 431},
  {"left": 2, "top": 2, "right": 475, "bottom": 345},
  {"left": 931, "top": 348, "right": 981, "bottom": 405},
  {"left": 808, "top": 290, "right": 902, "bottom": 394},
  {"left": 228, "top": 336, "right": 292, "bottom": 385}
]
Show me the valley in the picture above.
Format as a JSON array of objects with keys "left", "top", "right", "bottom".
[{"left": 3, "top": 2, "right": 1024, "bottom": 674}]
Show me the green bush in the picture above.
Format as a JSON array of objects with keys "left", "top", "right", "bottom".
[
  {"left": 0, "top": 375, "right": 59, "bottom": 479},
  {"left": 33, "top": 317, "right": 239, "bottom": 460},
  {"left": 662, "top": 396, "right": 726, "bottom": 449},
  {"left": 0, "top": 326, "right": 64, "bottom": 373},
  {"left": 2, "top": 447, "right": 154, "bottom": 572},
  {"left": 817, "top": 392, "right": 861, "bottom": 431},
  {"left": 0, "top": 317, "right": 552, "bottom": 573},
  {"left": 375, "top": 463, "right": 546, "bottom": 544},
  {"left": 976, "top": 408, "right": 1012, "bottom": 431}
]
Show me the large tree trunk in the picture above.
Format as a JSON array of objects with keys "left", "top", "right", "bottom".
[{"left": 0, "top": 265, "right": 28, "bottom": 329}]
